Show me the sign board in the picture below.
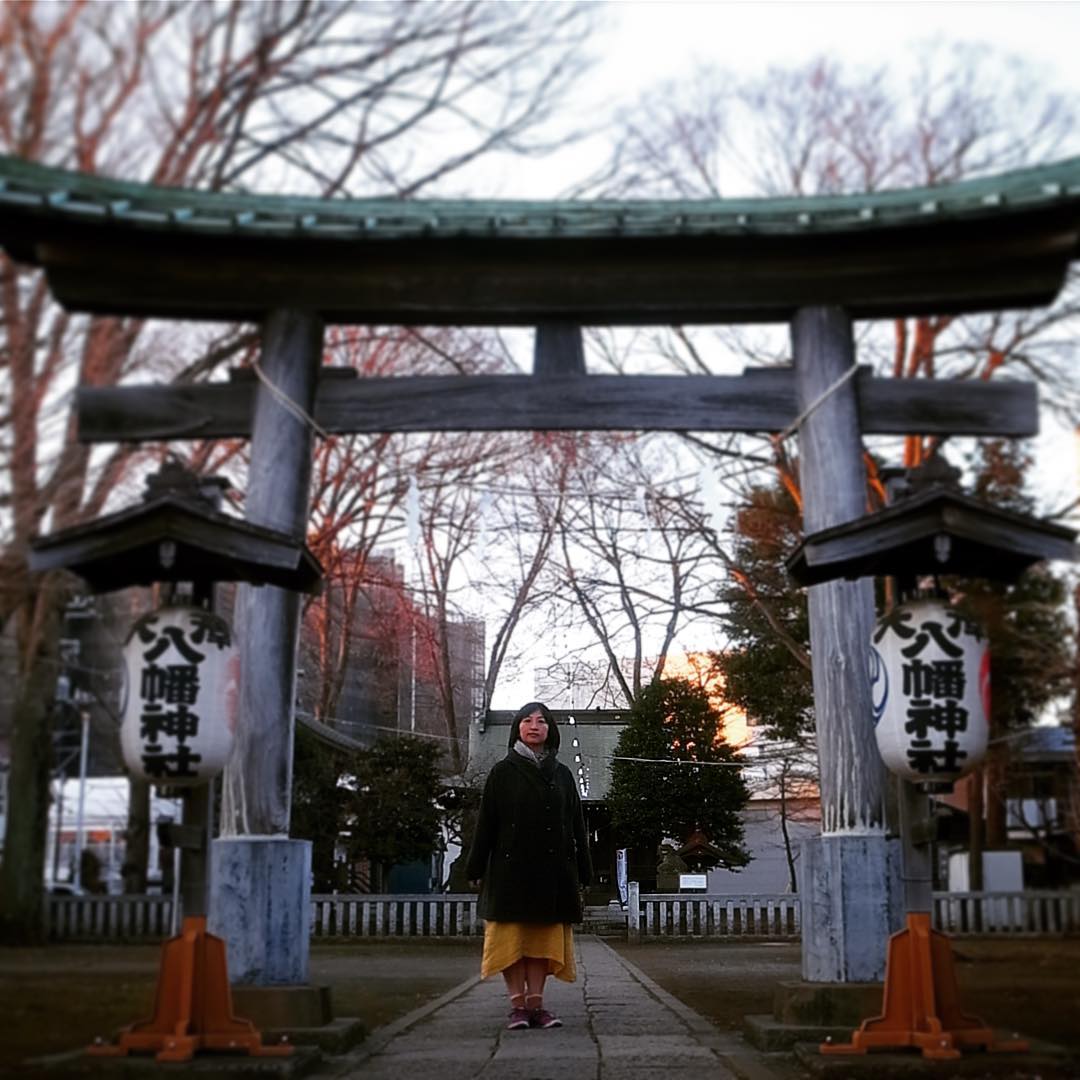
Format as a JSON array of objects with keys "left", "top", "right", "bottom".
[{"left": 679, "top": 873, "right": 708, "bottom": 891}]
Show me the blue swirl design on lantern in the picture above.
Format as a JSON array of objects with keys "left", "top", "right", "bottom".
[{"left": 869, "top": 646, "right": 888, "bottom": 726}]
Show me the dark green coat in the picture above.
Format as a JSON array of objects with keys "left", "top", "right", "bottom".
[{"left": 466, "top": 750, "right": 592, "bottom": 924}]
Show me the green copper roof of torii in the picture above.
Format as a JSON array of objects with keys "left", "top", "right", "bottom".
[{"left": 2, "top": 152, "right": 1080, "bottom": 242}]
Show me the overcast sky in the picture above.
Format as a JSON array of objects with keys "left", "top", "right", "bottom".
[
  {"left": 597, "top": 1, "right": 1080, "bottom": 87},
  {"left": 492, "top": 1, "right": 1080, "bottom": 198}
]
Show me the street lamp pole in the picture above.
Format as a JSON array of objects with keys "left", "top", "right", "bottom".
[
  {"left": 72, "top": 707, "right": 90, "bottom": 894},
  {"left": 51, "top": 773, "right": 65, "bottom": 886}
]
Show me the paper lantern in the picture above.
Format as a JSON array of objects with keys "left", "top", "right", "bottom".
[
  {"left": 121, "top": 606, "right": 239, "bottom": 785},
  {"left": 870, "top": 597, "right": 989, "bottom": 785}
]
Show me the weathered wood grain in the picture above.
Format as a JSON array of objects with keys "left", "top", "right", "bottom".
[
  {"left": 792, "top": 306, "right": 887, "bottom": 835},
  {"left": 533, "top": 323, "right": 585, "bottom": 375},
  {"left": 220, "top": 309, "right": 323, "bottom": 839},
  {"left": 31, "top": 204, "right": 1079, "bottom": 322},
  {"left": 76, "top": 370, "right": 1038, "bottom": 442}
]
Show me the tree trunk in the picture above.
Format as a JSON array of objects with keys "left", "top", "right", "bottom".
[
  {"left": 778, "top": 770, "right": 798, "bottom": 893},
  {"left": 0, "top": 591, "right": 61, "bottom": 943}
]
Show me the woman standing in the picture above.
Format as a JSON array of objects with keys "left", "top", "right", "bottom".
[{"left": 467, "top": 701, "right": 592, "bottom": 1030}]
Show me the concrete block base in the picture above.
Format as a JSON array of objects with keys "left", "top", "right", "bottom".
[
  {"left": 793, "top": 1037, "right": 1074, "bottom": 1078},
  {"left": 230, "top": 986, "right": 366, "bottom": 1053},
  {"left": 744, "top": 977, "right": 886, "bottom": 1051},
  {"left": 773, "top": 979, "right": 883, "bottom": 1027},
  {"left": 801, "top": 833, "right": 904, "bottom": 983},
  {"left": 210, "top": 837, "right": 312, "bottom": 986},
  {"left": 231, "top": 985, "right": 333, "bottom": 1028},
  {"left": 744, "top": 1014, "right": 853, "bottom": 1052},
  {"left": 251, "top": 1018, "right": 366, "bottom": 1055}
]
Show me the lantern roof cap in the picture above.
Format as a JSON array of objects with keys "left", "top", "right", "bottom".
[
  {"left": 787, "top": 485, "right": 1077, "bottom": 586},
  {"left": 30, "top": 467, "right": 322, "bottom": 593}
]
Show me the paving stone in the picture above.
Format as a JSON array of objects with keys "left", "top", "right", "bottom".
[
  {"left": 492, "top": 1033, "right": 597, "bottom": 1060},
  {"left": 600, "top": 1067, "right": 739, "bottom": 1080},
  {"left": 315, "top": 937, "right": 793, "bottom": 1080},
  {"left": 595, "top": 1034, "right": 721, "bottom": 1065}
]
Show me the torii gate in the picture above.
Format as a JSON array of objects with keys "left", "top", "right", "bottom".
[{"left": 3, "top": 152, "right": 1079, "bottom": 989}]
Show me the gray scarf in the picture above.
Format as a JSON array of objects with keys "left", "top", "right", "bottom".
[{"left": 513, "top": 739, "right": 549, "bottom": 768}]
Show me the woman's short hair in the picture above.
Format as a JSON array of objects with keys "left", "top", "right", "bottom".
[{"left": 508, "top": 701, "right": 559, "bottom": 751}]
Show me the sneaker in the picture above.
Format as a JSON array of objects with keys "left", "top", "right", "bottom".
[
  {"left": 530, "top": 1008, "right": 562, "bottom": 1029},
  {"left": 506, "top": 1007, "right": 531, "bottom": 1030}
]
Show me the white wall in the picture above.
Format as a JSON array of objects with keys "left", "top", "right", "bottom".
[
  {"left": 947, "top": 850, "right": 1024, "bottom": 893},
  {"left": 707, "top": 803, "right": 820, "bottom": 895}
]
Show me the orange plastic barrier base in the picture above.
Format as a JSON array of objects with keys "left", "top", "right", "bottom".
[
  {"left": 86, "top": 915, "right": 293, "bottom": 1064},
  {"left": 820, "top": 913, "right": 1028, "bottom": 1061}
]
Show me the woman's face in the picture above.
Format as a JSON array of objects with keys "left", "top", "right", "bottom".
[{"left": 519, "top": 709, "right": 549, "bottom": 750}]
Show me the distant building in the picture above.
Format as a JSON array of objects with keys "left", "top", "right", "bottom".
[
  {"left": 938, "top": 724, "right": 1080, "bottom": 889},
  {"left": 299, "top": 551, "right": 484, "bottom": 773}
]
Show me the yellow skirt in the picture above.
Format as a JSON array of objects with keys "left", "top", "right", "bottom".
[{"left": 480, "top": 921, "right": 576, "bottom": 983}]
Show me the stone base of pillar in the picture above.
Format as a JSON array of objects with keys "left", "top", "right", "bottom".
[
  {"left": 209, "top": 837, "right": 311, "bottom": 985},
  {"left": 801, "top": 834, "right": 904, "bottom": 983}
]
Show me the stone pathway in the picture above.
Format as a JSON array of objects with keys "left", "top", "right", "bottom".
[{"left": 321, "top": 936, "right": 789, "bottom": 1080}]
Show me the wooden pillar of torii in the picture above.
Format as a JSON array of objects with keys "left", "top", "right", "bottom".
[
  {"left": 792, "top": 308, "right": 899, "bottom": 980},
  {"left": 3, "top": 152, "right": 1079, "bottom": 993},
  {"left": 214, "top": 311, "right": 324, "bottom": 984}
]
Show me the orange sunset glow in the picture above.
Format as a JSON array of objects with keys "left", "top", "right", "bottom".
[{"left": 660, "top": 652, "right": 751, "bottom": 750}]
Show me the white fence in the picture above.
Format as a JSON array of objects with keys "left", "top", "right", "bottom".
[
  {"left": 932, "top": 890, "right": 1080, "bottom": 935},
  {"left": 43, "top": 888, "right": 1080, "bottom": 942},
  {"left": 46, "top": 893, "right": 177, "bottom": 941},
  {"left": 626, "top": 885, "right": 1080, "bottom": 941},
  {"left": 310, "top": 893, "right": 482, "bottom": 938},
  {"left": 628, "top": 886, "right": 800, "bottom": 940}
]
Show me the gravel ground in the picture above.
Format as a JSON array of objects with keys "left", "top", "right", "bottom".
[
  {"left": 609, "top": 937, "right": 1080, "bottom": 1050},
  {"left": 0, "top": 940, "right": 481, "bottom": 1070},
  {"left": 3, "top": 935, "right": 1076, "bottom": 1072}
]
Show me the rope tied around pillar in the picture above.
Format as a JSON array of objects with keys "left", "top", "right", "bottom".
[
  {"left": 251, "top": 358, "right": 330, "bottom": 440},
  {"left": 776, "top": 361, "right": 861, "bottom": 444}
]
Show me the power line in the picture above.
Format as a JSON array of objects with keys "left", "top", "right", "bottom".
[
  {"left": 611, "top": 755, "right": 745, "bottom": 767},
  {"left": 294, "top": 710, "right": 465, "bottom": 746}
]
